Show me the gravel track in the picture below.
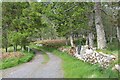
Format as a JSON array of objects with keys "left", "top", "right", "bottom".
[{"left": 1, "top": 50, "right": 64, "bottom": 78}]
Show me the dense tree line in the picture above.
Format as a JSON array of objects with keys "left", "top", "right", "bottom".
[{"left": 2, "top": 2, "right": 119, "bottom": 52}]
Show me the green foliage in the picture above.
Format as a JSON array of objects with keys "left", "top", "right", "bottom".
[
  {"left": 0, "top": 51, "right": 34, "bottom": 69},
  {"left": 107, "top": 42, "right": 119, "bottom": 51},
  {"left": 74, "top": 38, "right": 86, "bottom": 45},
  {"left": 8, "top": 31, "right": 30, "bottom": 51},
  {"left": 2, "top": 2, "right": 119, "bottom": 51},
  {"left": 19, "top": 53, "right": 34, "bottom": 63},
  {"left": 8, "top": 32, "right": 21, "bottom": 45},
  {"left": 1, "top": 58, "right": 19, "bottom": 69},
  {"left": 96, "top": 42, "right": 119, "bottom": 55},
  {"left": 44, "top": 2, "right": 91, "bottom": 37}
]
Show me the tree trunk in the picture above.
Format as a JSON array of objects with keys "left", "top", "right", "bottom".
[
  {"left": 66, "top": 41, "right": 68, "bottom": 46},
  {"left": 14, "top": 46, "right": 16, "bottom": 52},
  {"left": 88, "top": 33, "right": 94, "bottom": 48},
  {"left": 65, "top": 36, "right": 68, "bottom": 46},
  {"left": 70, "top": 34, "right": 74, "bottom": 47},
  {"left": 15, "top": 45, "right": 18, "bottom": 52},
  {"left": 118, "top": 4, "right": 120, "bottom": 42},
  {"left": 5, "top": 47, "right": 7, "bottom": 52},
  {"left": 22, "top": 45, "right": 26, "bottom": 51},
  {"left": 88, "top": 9, "right": 94, "bottom": 48},
  {"left": 21, "top": 46, "right": 22, "bottom": 50},
  {"left": 116, "top": 27, "right": 120, "bottom": 42},
  {"left": 13, "top": 44, "right": 17, "bottom": 52},
  {"left": 27, "top": 46, "right": 30, "bottom": 52},
  {"left": 86, "top": 36, "right": 89, "bottom": 45},
  {"left": 110, "top": 37, "right": 113, "bottom": 43},
  {"left": 95, "top": 2, "right": 106, "bottom": 49},
  {"left": 4, "top": 41, "right": 8, "bottom": 52},
  {"left": 23, "top": 45, "right": 26, "bottom": 50},
  {"left": 22, "top": 47, "right": 24, "bottom": 51}
]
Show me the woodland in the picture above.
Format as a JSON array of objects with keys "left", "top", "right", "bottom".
[{"left": 1, "top": 1, "right": 120, "bottom": 78}]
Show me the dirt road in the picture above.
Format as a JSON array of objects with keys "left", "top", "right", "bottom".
[{"left": 1, "top": 50, "right": 64, "bottom": 78}]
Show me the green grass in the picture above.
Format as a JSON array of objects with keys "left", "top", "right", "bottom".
[
  {"left": 96, "top": 49, "right": 113, "bottom": 54},
  {"left": 29, "top": 43, "right": 49, "bottom": 64},
  {"left": 41, "top": 49, "right": 49, "bottom": 64},
  {"left": 42, "top": 47, "right": 119, "bottom": 78},
  {"left": 96, "top": 42, "right": 119, "bottom": 65},
  {"left": 0, "top": 51, "right": 34, "bottom": 69}
]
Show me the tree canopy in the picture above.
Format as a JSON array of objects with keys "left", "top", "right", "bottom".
[{"left": 2, "top": 2, "right": 119, "bottom": 51}]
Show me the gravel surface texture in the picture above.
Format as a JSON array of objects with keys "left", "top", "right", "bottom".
[{"left": 1, "top": 50, "right": 64, "bottom": 78}]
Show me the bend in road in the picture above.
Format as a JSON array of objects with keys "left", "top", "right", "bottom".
[{"left": 1, "top": 50, "right": 64, "bottom": 78}]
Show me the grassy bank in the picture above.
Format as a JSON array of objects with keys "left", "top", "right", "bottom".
[
  {"left": 42, "top": 47, "right": 118, "bottom": 78},
  {"left": 0, "top": 51, "right": 34, "bottom": 69},
  {"left": 96, "top": 42, "right": 119, "bottom": 65}
]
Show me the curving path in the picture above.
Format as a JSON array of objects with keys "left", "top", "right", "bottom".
[{"left": 1, "top": 50, "right": 64, "bottom": 78}]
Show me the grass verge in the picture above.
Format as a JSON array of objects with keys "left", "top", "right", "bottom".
[
  {"left": 29, "top": 44, "right": 49, "bottom": 64},
  {"left": 0, "top": 51, "right": 34, "bottom": 69},
  {"left": 42, "top": 47, "right": 119, "bottom": 78},
  {"left": 40, "top": 48, "right": 49, "bottom": 64}
]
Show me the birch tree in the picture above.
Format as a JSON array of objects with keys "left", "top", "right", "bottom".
[{"left": 95, "top": 2, "right": 106, "bottom": 49}]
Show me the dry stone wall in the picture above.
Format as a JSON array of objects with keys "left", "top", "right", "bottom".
[{"left": 58, "top": 45, "right": 116, "bottom": 68}]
